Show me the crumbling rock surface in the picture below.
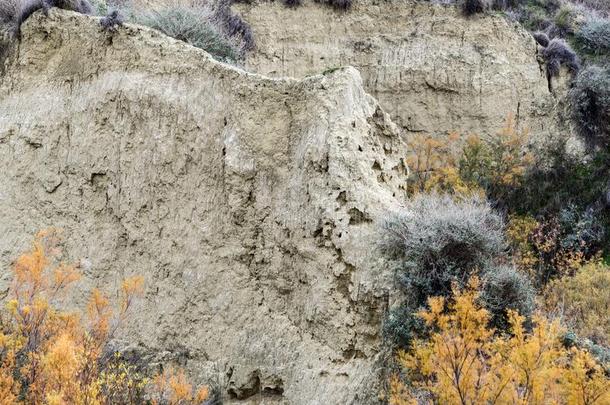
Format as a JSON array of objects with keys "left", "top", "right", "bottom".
[
  {"left": 0, "top": 10, "right": 408, "bottom": 404},
  {"left": 237, "top": 0, "right": 558, "bottom": 138}
]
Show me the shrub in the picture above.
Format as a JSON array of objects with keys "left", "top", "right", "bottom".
[
  {"left": 540, "top": 38, "right": 580, "bottom": 79},
  {"left": 491, "top": 0, "right": 524, "bottom": 10},
  {"left": 391, "top": 279, "right": 610, "bottom": 404},
  {"left": 576, "top": 19, "right": 610, "bottom": 56},
  {"left": 135, "top": 5, "right": 241, "bottom": 63},
  {"left": 480, "top": 265, "right": 535, "bottom": 330},
  {"left": 533, "top": 30, "right": 550, "bottom": 46},
  {"left": 283, "top": 0, "right": 302, "bottom": 7},
  {"left": 502, "top": 133, "right": 610, "bottom": 215},
  {"left": 0, "top": 230, "right": 146, "bottom": 403},
  {"left": 577, "top": 0, "right": 610, "bottom": 16},
  {"left": 462, "top": 0, "right": 489, "bottom": 16},
  {"left": 405, "top": 132, "right": 472, "bottom": 195},
  {"left": 509, "top": 208, "right": 604, "bottom": 286},
  {"left": 405, "top": 116, "right": 532, "bottom": 201},
  {"left": 0, "top": 0, "right": 16, "bottom": 25},
  {"left": 0, "top": 231, "right": 209, "bottom": 404},
  {"left": 458, "top": 115, "right": 534, "bottom": 205},
  {"left": 569, "top": 65, "right": 610, "bottom": 148},
  {"left": 150, "top": 367, "right": 211, "bottom": 405},
  {"left": 383, "top": 305, "right": 428, "bottom": 349},
  {"left": 552, "top": 3, "right": 585, "bottom": 37},
  {"left": 314, "top": 0, "right": 353, "bottom": 10},
  {"left": 563, "top": 332, "right": 610, "bottom": 372},
  {"left": 557, "top": 205, "right": 605, "bottom": 255},
  {"left": 516, "top": 4, "right": 553, "bottom": 31},
  {"left": 383, "top": 193, "right": 505, "bottom": 302},
  {"left": 213, "top": 0, "right": 254, "bottom": 52},
  {"left": 544, "top": 263, "right": 610, "bottom": 345}
]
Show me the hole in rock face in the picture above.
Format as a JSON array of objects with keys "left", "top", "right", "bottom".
[{"left": 348, "top": 208, "right": 371, "bottom": 225}]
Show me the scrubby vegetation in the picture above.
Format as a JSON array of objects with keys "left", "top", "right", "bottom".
[
  {"left": 462, "top": 0, "right": 489, "bottom": 15},
  {"left": 134, "top": 6, "right": 241, "bottom": 62},
  {"left": 543, "top": 263, "right": 610, "bottom": 345},
  {"left": 575, "top": 18, "right": 610, "bottom": 56},
  {"left": 382, "top": 193, "right": 536, "bottom": 348},
  {"left": 384, "top": 110, "right": 610, "bottom": 400},
  {"left": 0, "top": 230, "right": 212, "bottom": 404},
  {"left": 569, "top": 65, "right": 610, "bottom": 147},
  {"left": 0, "top": 0, "right": 252, "bottom": 64},
  {"left": 389, "top": 280, "right": 610, "bottom": 403},
  {"left": 540, "top": 38, "right": 580, "bottom": 79},
  {"left": 456, "top": 0, "right": 610, "bottom": 140},
  {"left": 93, "top": 0, "right": 254, "bottom": 62}
]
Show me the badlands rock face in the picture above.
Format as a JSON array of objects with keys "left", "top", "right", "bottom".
[
  {"left": 238, "top": 0, "right": 559, "bottom": 137},
  {"left": 0, "top": 10, "right": 408, "bottom": 404}
]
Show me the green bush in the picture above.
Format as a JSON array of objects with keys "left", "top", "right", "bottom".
[
  {"left": 383, "top": 193, "right": 505, "bottom": 302},
  {"left": 384, "top": 305, "right": 427, "bottom": 349},
  {"left": 569, "top": 65, "right": 610, "bottom": 148},
  {"left": 480, "top": 265, "right": 535, "bottom": 330},
  {"left": 576, "top": 19, "right": 610, "bottom": 57},
  {"left": 553, "top": 3, "right": 582, "bottom": 37},
  {"left": 517, "top": 4, "right": 552, "bottom": 31},
  {"left": 135, "top": 6, "right": 240, "bottom": 63},
  {"left": 382, "top": 194, "right": 538, "bottom": 346},
  {"left": 501, "top": 136, "right": 608, "bottom": 215}
]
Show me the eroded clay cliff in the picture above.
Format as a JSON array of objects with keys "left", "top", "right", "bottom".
[
  {"left": 0, "top": 10, "right": 408, "bottom": 404},
  {"left": 237, "top": 0, "right": 559, "bottom": 138}
]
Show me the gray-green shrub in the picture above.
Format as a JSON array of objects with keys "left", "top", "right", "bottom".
[
  {"left": 480, "top": 265, "right": 535, "bottom": 330},
  {"left": 569, "top": 65, "right": 610, "bottom": 148},
  {"left": 383, "top": 193, "right": 505, "bottom": 302},
  {"left": 382, "top": 193, "right": 540, "bottom": 347},
  {"left": 576, "top": 19, "right": 610, "bottom": 56},
  {"left": 134, "top": 6, "right": 241, "bottom": 63}
]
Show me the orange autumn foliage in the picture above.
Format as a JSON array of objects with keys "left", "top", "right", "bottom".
[
  {"left": 0, "top": 230, "right": 208, "bottom": 405},
  {"left": 405, "top": 115, "right": 532, "bottom": 200},
  {"left": 150, "top": 367, "right": 210, "bottom": 405},
  {"left": 391, "top": 279, "right": 610, "bottom": 405}
]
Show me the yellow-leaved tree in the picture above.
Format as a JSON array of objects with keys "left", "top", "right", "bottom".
[
  {"left": 391, "top": 278, "right": 610, "bottom": 405},
  {"left": 0, "top": 230, "right": 210, "bottom": 405}
]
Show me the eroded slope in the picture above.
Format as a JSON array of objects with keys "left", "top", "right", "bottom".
[
  {"left": 238, "top": 0, "right": 558, "bottom": 137},
  {"left": 0, "top": 11, "right": 408, "bottom": 404}
]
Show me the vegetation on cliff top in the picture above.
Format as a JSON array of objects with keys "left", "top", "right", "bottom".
[{"left": 0, "top": 0, "right": 253, "bottom": 64}]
